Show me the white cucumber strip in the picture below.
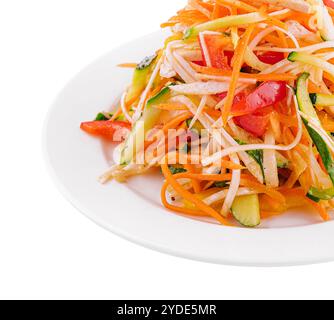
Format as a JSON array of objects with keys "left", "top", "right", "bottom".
[
  {"left": 288, "top": 52, "right": 334, "bottom": 77},
  {"left": 310, "top": 93, "right": 334, "bottom": 107},
  {"left": 295, "top": 72, "right": 321, "bottom": 125},
  {"left": 184, "top": 12, "right": 265, "bottom": 39}
]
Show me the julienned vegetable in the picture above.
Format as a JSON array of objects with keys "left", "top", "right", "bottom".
[
  {"left": 81, "top": 0, "right": 334, "bottom": 228},
  {"left": 295, "top": 73, "right": 334, "bottom": 185},
  {"left": 308, "top": 187, "right": 334, "bottom": 201},
  {"left": 184, "top": 12, "right": 266, "bottom": 39},
  {"left": 80, "top": 120, "right": 131, "bottom": 141},
  {"left": 121, "top": 84, "right": 174, "bottom": 165},
  {"left": 233, "top": 81, "right": 287, "bottom": 137},
  {"left": 295, "top": 73, "right": 320, "bottom": 123},
  {"left": 310, "top": 93, "right": 334, "bottom": 107},
  {"left": 126, "top": 54, "right": 157, "bottom": 103},
  {"left": 232, "top": 194, "right": 261, "bottom": 227},
  {"left": 288, "top": 52, "right": 334, "bottom": 78}
]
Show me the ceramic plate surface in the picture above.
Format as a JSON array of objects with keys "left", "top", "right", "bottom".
[{"left": 44, "top": 30, "right": 334, "bottom": 266}]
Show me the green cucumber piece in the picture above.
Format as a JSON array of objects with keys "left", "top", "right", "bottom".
[
  {"left": 186, "top": 118, "right": 205, "bottom": 135},
  {"left": 120, "top": 85, "right": 172, "bottom": 165},
  {"left": 236, "top": 139, "right": 264, "bottom": 176},
  {"left": 318, "top": 2, "right": 334, "bottom": 41},
  {"left": 310, "top": 93, "right": 334, "bottom": 108},
  {"left": 231, "top": 194, "right": 261, "bottom": 228},
  {"left": 295, "top": 73, "right": 320, "bottom": 123},
  {"left": 308, "top": 187, "right": 334, "bottom": 201},
  {"left": 126, "top": 54, "right": 157, "bottom": 103},
  {"left": 95, "top": 112, "right": 109, "bottom": 121},
  {"left": 184, "top": 12, "right": 265, "bottom": 39},
  {"left": 169, "top": 166, "right": 187, "bottom": 175},
  {"left": 147, "top": 85, "right": 172, "bottom": 107},
  {"left": 295, "top": 73, "right": 334, "bottom": 185},
  {"left": 288, "top": 52, "right": 334, "bottom": 78},
  {"left": 213, "top": 181, "right": 228, "bottom": 188},
  {"left": 306, "top": 124, "right": 334, "bottom": 185},
  {"left": 276, "top": 152, "right": 290, "bottom": 169}
]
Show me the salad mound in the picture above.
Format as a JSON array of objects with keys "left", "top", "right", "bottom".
[{"left": 81, "top": 0, "right": 334, "bottom": 227}]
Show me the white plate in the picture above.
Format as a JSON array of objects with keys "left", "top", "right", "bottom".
[{"left": 44, "top": 30, "right": 334, "bottom": 266}]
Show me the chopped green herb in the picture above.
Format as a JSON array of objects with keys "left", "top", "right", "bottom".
[
  {"left": 95, "top": 113, "right": 109, "bottom": 121},
  {"left": 168, "top": 166, "right": 187, "bottom": 175},
  {"left": 213, "top": 181, "right": 227, "bottom": 188},
  {"left": 308, "top": 187, "right": 334, "bottom": 201},
  {"left": 307, "top": 193, "right": 321, "bottom": 203},
  {"left": 236, "top": 140, "right": 263, "bottom": 167},
  {"left": 236, "top": 139, "right": 265, "bottom": 180}
]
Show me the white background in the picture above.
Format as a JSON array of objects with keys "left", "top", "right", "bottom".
[{"left": 1, "top": 0, "right": 334, "bottom": 300}]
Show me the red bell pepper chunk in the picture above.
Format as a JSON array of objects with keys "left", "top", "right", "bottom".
[
  {"left": 234, "top": 113, "right": 271, "bottom": 137},
  {"left": 245, "top": 81, "right": 287, "bottom": 113},
  {"left": 257, "top": 51, "right": 285, "bottom": 65},
  {"left": 324, "top": 0, "right": 334, "bottom": 9},
  {"left": 199, "top": 34, "right": 231, "bottom": 70},
  {"left": 224, "top": 51, "right": 234, "bottom": 66},
  {"left": 192, "top": 60, "right": 206, "bottom": 66},
  {"left": 232, "top": 81, "right": 287, "bottom": 136},
  {"left": 80, "top": 120, "right": 131, "bottom": 142}
]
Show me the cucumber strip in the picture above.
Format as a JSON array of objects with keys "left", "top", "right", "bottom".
[
  {"left": 310, "top": 93, "right": 334, "bottom": 107},
  {"left": 231, "top": 194, "right": 261, "bottom": 228},
  {"left": 276, "top": 152, "right": 290, "bottom": 169},
  {"left": 186, "top": 118, "right": 205, "bottom": 134},
  {"left": 295, "top": 73, "right": 321, "bottom": 124},
  {"left": 295, "top": 73, "right": 334, "bottom": 184},
  {"left": 308, "top": 186, "right": 334, "bottom": 201},
  {"left": 306, "top": 124, "right": 334, "bottom": 185},
  {"left": 313, "top": 0, "right": 334, "bottom": 41},
  {"left": 184, "top": 12, "right": 265, "bottom": 39},
  {"left": 126, "top": 55, "right": 157, "bottom": 103},
  {"left": 236, "top": 139, "right": 265, "bottom": 177},
  {"left": 288, "top": 52, "right": 334, "bottom": 78},
  {"left": 120, "top": 85, "right": 173, "bottom": 165}
]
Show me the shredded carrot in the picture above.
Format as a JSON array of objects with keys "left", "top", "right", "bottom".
[
  {"left": 222, "top": 24, "right": 255, "bottom": 124},
  {"left": 276, "top": 29, "right": 289, "bottom": 54},
  {"left": 306, "top": 199, "right": 330, "bottom": 221},
  {"left": 191, "top": 63, "right": 297, "bottom": 81},
  {"left": 117, "top": 63, "right": 137, "bottom": 68},
  {"left": 85, "top": 0, "right": 334, "bottom": 227},
  {"left": 216, "top": 0, "right": 257, "bottom": 13},
  {"left": 172, "top": 172, "right": 285, "bottom": 203},
  {"left": 153, "top": 103, "right": 188, "bottom": 111},
  {"left": 162, "top": 112, "right": 193, "bottom": 132},
  {"left": 184, "top": 164, "right": 202, "bottom": 193},
  {"left": 161, "top": 181, "right": 210, "bottom": 217},
  {"left": 221, "top": 160, "right": 245, "bottom": 170},
  {"left": 203, "top": 181, "right": 216, "bottom": 190},
  {"left": 261, "top": 211, "right": 284, "bottom": 219},
  {"left": 161, "top": 163, "right": 231, "bottom": 225},
  {"left": 110, "top": 95, "right": 138, "bottom": 121},
  {"left": 211, "top": 2, "right": 230, "bottom": 19}
]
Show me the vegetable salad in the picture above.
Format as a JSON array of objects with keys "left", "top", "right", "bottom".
[{"left": 81, "top": 0, "right": 334, "bottom": 227}]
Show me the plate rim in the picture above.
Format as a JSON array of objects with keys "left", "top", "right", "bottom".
[{"left": 43, "top": 30, "right": 334, "bottom": 267}]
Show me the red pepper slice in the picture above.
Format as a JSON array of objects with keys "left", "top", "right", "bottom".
[
  {"left": 324, "top": 0, "right": 334, "bottom": 9},
  {"left": 231, "top": 81, "right": 287, "bottom": 136},
  {"left": 257, "top": 51, "right": 285, "bottom": 65},
  {"left": 192, "top": 60, "right": 206, "bottom": 66},
  {"left": 234, "top": 113, "right": 271, "bottom": 137},
  {"left": 199, "top": 34, "right": 231, "bottom": 70},
  {"left": 80, "top": 120, "right": 131, "bottom": 142},
  {"left": 245, "top": 81, "right": 287, "bottom": 113}
]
